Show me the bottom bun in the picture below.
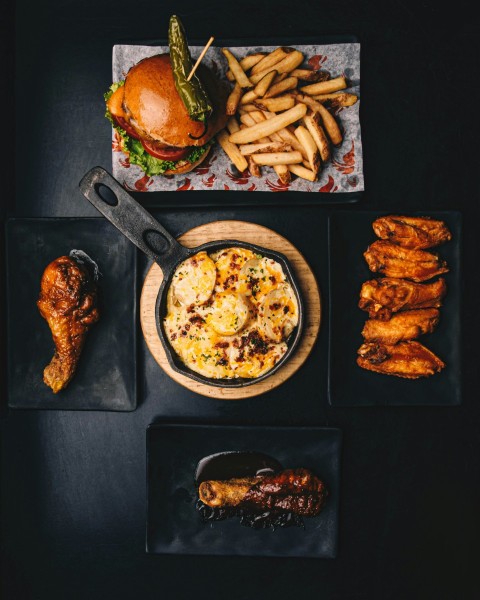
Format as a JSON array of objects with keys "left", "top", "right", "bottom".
[{"left": 163, "top": 146, "right": 211, "bottom": 176}]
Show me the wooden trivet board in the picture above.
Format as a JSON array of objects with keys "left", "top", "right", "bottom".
[{"left": 140, "top": 220, "right": 321, "bottom": 399}]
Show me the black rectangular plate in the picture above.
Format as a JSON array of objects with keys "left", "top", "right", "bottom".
[
  {"left": 146, "top": 423, "right": 342, "bottom": 558},
  {"left": 328, "top": 211, "right": 462, "bottom": 406},
  {"left": 118, "top": 35, "right": 363, "bottom": 209},
  {"left": 6, "top": 218, "right": 137, "bottom": 411}
]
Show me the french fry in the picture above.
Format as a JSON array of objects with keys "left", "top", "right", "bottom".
[
  {"left": 248, "top": 156, "right": 262, "bottom": 177},
  {"left": 314, "top": 105, "right": 343, "bottom": 146},
  {"left": 239, "top": 103, "right": 260, "bottom": 112},
  {"left": 291, "top": 91, "right": 324, "bottom": 112},
  {"left": 226, "top": 116, "right": 241, "bottom": 135},
  {"left": 301, "top": 75, "right": 348, "bottom": 96},
  {"left": 222, "top": 48, "right": 252, "bottom": 88},
  {"left": 247, "top": 112, "right": 270, "bottom": 142},
  {"left": 254, "top": 96, "right": 295, "bottom": 112},
  {"left": 288, "top": 164, "right": 317, "bottom": 182},
  {"left": 217, "top": 129, "right": 248, "bottom": 172},
  {"left": 294, "top": 125, "right": 321, "bottom": 177},
  {"left": 250, "top": 47, "right": 291, "bottom": 75},
  {"left": 253, "top": 70, "right": 277, "bottom": 98},
  {"left": 264, "top": 77, "right": 298, "bottom": 98},
  {"left": 239, "top": 113, "right": 256, "bottom": 127},
  {"left": 252, "top": 151, "right": 303, "bottom": 166},
  {"left": 273, "top": 164, "right": 291, "bottom": 185},
  {"left": 303, "top": 112, "right": 330, "bottom": 163},
  {"left": 240, "top": 90, "right": 259, "bottom": 105},
  {"left": 312, "top": 92, "right": 358, "bottom": 107},
  {"left": 275, "top": 127, "right": 309, "bottom": 159},
  {"left": 273, "top": 72, "right": 288, "bottom": 84},
  {"left": 226, "top": 83, "right": 243, "bottom": 116},
  {"left": 249, "top": 51, "right": 304, "bottom": 84},
  {"left": 290, "top": 68, "right": 330, "bottom": 82},
  {"left": 229, "top": 103, "right": 307, "bottom": 144},
  {"left": 239, "top": 141, "right": 291, "bottom": 155},
  {"left": 226, "top": 53, "right": 266, "bottom": 81}
]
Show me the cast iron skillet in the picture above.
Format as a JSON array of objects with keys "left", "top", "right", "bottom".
[{"left": 79, "top": 167, "right": 304, "bottom": 388}]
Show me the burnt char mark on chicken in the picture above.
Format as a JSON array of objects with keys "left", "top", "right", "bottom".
[{"left": 243, "top": 468, "right": 328, "bottom": 517}]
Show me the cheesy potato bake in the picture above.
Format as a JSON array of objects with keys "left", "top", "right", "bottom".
[{"left": 164, "top": 247, "right": 299, "bottom": 379}]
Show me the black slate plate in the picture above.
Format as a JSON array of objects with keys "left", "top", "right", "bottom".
[
  {"left": 116, "top": 35, "right": 363, "bottom": 209},
  {"left": 328, "top": 211, "right": 462, "bottom": 406},
  {"left": 5, "top": 218, "right": 137, "bottom": 411},
  {"left": 146, "top": 423, "right": 342, "bottom": 557}
]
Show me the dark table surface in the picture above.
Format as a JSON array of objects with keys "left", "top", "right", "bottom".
[{"left": 2, "top": 1, "right": 480, "bottom": 599}]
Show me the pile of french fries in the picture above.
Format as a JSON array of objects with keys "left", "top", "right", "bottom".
[{"left": 217, "top": 46, "right": 358, "bottom": 184}]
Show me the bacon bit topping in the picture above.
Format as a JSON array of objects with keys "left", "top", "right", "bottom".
[
  {"left": 223, "top": 274, "right": 238, "bottom": 290},
  {"left": 214, "top": 341, "right": 230, "bottom": 349},
  {"left": 189, "top": 314, "right": 205, "bottom": 325},
  {"left": 283, "top": 305, "right": 290, "bottom": 314},
  {"left": 269, "top": 275, "right": 277, "bottom": 284},
  {"left": 270, "top": 302, "right": 282, "bottom": 311},
  {"left": 171, "top": 333, "right": 177, "bottom": 340}
]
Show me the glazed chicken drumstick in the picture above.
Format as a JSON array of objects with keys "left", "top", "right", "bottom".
[{"left": 37, "top": 256, "right": 100, "bottom": 393}]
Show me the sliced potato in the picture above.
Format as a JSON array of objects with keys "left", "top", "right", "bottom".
[
  {"left": 171, "top": 251, "right": 216, "bottom": 307},
  {"left": 259, "top": 285, "right": 299, "bottom": 342},
  {"left": 206, "top": 292, "right": 250, "bottom": 336}
]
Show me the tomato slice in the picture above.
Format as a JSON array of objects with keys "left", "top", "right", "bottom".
[
  {"left": 140, "top": 140, "right": 189, "bottom": 162},
  {"left": 113, "top": 116, "right": 141, "bottom": 140}
]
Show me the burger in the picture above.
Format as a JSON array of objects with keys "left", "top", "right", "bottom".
[{"left": 105, "top": 54, "right": 228, "bottom": 176}]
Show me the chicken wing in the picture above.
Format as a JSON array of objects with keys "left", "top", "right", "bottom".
[
  {"left": 361, "top": 308, "right": 440, "bottom": 344},
  {"left": 37, "top": 256, "right": 100, "bottom": 393},
  {"left": 357, "top": 341, "right": 445, "bottom": 379},
  {"left": 363, "top": 241, "right": 449, "bottom": 282},
  {"left": 372, "top": 215, "right": 452, "bottom": 249},
  {"left": 359, "top": 277, "right": 447, "bottom": 321}
]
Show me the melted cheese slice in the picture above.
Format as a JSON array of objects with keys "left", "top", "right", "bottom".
[{"left": 206, "top": 292, "right": 250, "bottom": 336}]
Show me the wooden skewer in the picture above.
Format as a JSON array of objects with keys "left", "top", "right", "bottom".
[{"left": 187, "top": 36, "right": 215, "bottom": 81}]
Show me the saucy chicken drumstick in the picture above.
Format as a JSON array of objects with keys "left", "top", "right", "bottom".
[
  {"left": 364, "top": 241, "right": 449, "bottom": 282},
  {"left": 198, "top": 469, "right": 327, "bottom": 517},
  {"left": 37, "top": 256, "right": 100, "bottom": 393},
  {"left": 372, "top": 215, "right": 452, "bottom": 249},
  {"left": 359, "top": 277, "right": 446, "bottom": 321},
  {"left": 357, "top": 341, "right": 445, "bottom": 379}
]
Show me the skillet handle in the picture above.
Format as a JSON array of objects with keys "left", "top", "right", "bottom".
[{"left": 79, "top": 166, "right": 186, "bottom": 271}]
